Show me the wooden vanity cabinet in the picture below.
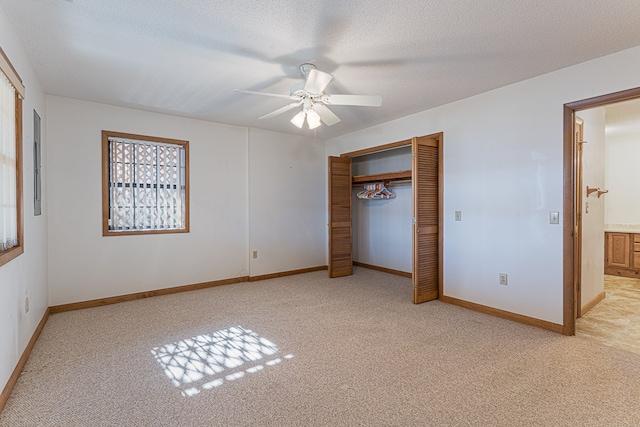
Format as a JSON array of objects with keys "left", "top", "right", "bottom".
[
  {"left": 633, "top": 234, "right": 640, "bottom": 270},
  {"left": 605, "top": 232, "right": 640, "bottom": 277}
]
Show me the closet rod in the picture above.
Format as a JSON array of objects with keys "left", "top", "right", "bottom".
[
  {"left": 351, "top": 179, "right": 411, "bottom": 187},
  {"left": 386, "top": 180, "right": 412, "bottom": 186}
]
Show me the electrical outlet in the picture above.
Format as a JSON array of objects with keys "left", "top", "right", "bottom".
[
  {"left": 252, "top": 250, "right": 258, "bottom": 259},
  {"left": 25, "top": 296, "right": 29, "bottom": 313},
  {"left": 499, "top": 273, "right": 508, "bottom": 286},
  {"left": 455, "top": 211, "right": 462, "bottom": 221}
]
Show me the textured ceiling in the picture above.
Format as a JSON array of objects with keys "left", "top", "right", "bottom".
[{"left": 2, "top": 0, "right": 640, "bottom": 139}]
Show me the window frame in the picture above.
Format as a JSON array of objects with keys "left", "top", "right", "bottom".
[
  {"left": 0, "top": 46, "right": 24, "bottom": 268},
  {"left": 101, "top": 130, "right": 190, "bottom": 237}
]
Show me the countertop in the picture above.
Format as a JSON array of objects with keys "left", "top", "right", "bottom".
[{"left": 605, "top": 224, "right": 640, "bottom": 233}]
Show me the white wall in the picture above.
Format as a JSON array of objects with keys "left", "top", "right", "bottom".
[
  {"left": 248, "top": 128, "right": 326, "bottom": 276},
  {"left": 352, "top": 186, "right": 413, "bottom": 272},
  {"left": 327, "top": 46, "right": 640, "bottom": 325},
  {"left": 0, "top": 7, "right": 49, "bottom": 398},
  {"left": 579, "top": 108, "right": 606, "bottom": 309},
  {"left": 352, "top": 147, "right": 412, "bottom": 272},
  {"left": 46, "top": 97, "right": 326, "bottom": 306},
  {"left": 605, "top": 118, "right": 640, "bottom": 226}
]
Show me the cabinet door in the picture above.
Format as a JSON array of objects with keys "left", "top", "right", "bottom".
[
  {"left": 606, "top": 233, "right": 630, "bottom": 269},
  {"left": 328, "top": 156, "right": 353, "bottom": 278},
  {"left": 412, "top": 136, "right": 440, "bottom": 303},
  {"left": 633, "top": 234, "right": 640, "bottom": 269}
]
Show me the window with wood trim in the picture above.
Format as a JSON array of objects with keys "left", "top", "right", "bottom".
[
  {"left": 0, "top": 47, "right": 24, "bottom": 268},
  {"left": 102, "top": 131, "right": 189, "bottom": 236}
]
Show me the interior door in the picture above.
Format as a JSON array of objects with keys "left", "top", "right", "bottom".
[
  {"left": 412, "top": 136, "right": 440, "bottom": 303},
  {"left": 328, "top": 156, "right": 353, "bottom": 277}
]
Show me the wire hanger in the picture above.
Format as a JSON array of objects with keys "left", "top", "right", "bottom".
[{"left": 357, "top": 182, "right": 396, "bottom": 200}]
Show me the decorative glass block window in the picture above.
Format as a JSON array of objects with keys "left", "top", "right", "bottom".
[
  {"left": 102, "top": 131, "right": 189, "bottom": 236},
  {"left": 0, "top": 46, "right": 24, "bottom": 267}
]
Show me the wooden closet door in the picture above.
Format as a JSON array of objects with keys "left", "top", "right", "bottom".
[
  {"left": 328, "top": 156, "right": 353, "bottom": 277},
  {"left": 412, "top": 136, "right": 440, "bottom": 303}
]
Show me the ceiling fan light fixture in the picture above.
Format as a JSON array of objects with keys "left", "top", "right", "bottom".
[
  {"left": 308, "top": 118, "right": 321, "bottom": 130},
  {"left": 307, "top": 109, "right": 321, "bottom": 129},
  {"left": 291, "top": 111, "right": 306, "bottom": 128}
]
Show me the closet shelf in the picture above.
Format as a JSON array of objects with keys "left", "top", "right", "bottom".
[{"left": 352, "top": 170, "right": 412, "bottom": 184}]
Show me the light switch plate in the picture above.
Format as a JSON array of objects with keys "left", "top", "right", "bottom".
[
  {"left": 455, "top": 211, "right": 462, "bottom": 221},
  {"left": 549, "top": 211, "right": 559, "bottom": 224}
]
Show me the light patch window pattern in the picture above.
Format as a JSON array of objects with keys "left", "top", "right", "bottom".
[
  {"left": 102, "top": 131, "right": 189, "bottom": 235},
  {"left": 151, "top": 326, "right": 293, "bottom": 397}
]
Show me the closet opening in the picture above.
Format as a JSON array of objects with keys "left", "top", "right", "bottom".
[{"left": 328, "top": 133, "right": 443, "bottom": 304}]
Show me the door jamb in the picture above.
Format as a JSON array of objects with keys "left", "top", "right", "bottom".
[{"left": 574, "top": 117, "right": 584, "bottom": 319}]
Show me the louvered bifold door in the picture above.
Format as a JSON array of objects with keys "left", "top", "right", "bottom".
[
  {"left": 412, "top": 137, "right": 440, "bottom": 303},
  {"left": 328, "top": 156, "right": 353, "bottom": 278}
]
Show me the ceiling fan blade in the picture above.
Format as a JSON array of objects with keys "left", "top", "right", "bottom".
[
  {"left": 313, "top": 103, "right": 341, "bottom": 126},
  {"left": 323, "top": 94, "right": 383, "bottom": 107},
  {"left": 259, "top": 102, "right": 302, "bottom": 120},
  {"left": 304, "top": 69, "right": 333, "bottom": 95},
  {"left": 234, "top": 89, "right": 294, "bottom": 100}
]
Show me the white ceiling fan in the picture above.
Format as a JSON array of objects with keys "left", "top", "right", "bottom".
[{"left": 236, "top": 63, "right": 382, "bottom": 129}]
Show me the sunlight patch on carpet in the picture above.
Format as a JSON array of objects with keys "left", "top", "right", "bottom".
[{"left": 151, "top": 325, "right": 293, "bottom": 396}]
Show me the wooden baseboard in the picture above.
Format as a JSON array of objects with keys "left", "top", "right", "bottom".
[
  {"left": 49, "top": 276, "right": 250, "bottom": 314},
  {"left": 248, "top": 265, "right": 327, "bottom": 282},
  {"left": 50, "top": 266, "right": 330, "bottom": 313},
  {"left": 440, "top": 295, "right": 564, "bottom": 334},
  {"left": 353, "top": 262, "right": 412, "bottom": 278},
  {"left": 581, "top": 291, "right": 606, "bottom": 317},
  {"left": 0, "top": 308, "right": 50, "bottom": 414}
]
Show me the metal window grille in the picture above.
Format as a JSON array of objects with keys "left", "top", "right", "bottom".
[{"left": 108, "top": 136, "right": 186, "bottom": 232}]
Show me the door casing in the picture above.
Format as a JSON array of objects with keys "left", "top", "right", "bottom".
[{"left": 563, "top": 87, "right": 640, "bottom": 335}]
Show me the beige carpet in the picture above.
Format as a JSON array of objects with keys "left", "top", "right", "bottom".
[{"left": 2, "top": 267, "right": 640, "bottom": 426}]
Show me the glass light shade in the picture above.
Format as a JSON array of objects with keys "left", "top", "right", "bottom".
[
  {"left": 291, "top": 111, "right": 306, "bottom": 128},
  {"left": 307, "top": 110, "right": 321, "bottom": 129}
]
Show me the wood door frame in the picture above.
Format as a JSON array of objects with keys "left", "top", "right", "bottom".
[
  {"left": 339, "top": 132, "right": 444, "bottom": 299},
  {"left": 563, "top": 86, "right": 640, "bottom": 335}
]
